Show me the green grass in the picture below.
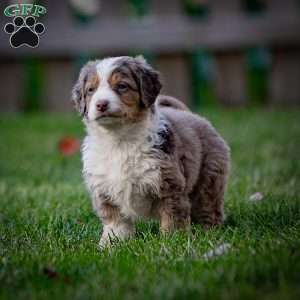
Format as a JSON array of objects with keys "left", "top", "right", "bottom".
[{"left": 0, "top": 108, "right": 300, "bottom": 300}]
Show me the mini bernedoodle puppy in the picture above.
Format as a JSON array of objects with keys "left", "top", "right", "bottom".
[{"left": 72, "top": 56, "right": 230, "bottom": 248}]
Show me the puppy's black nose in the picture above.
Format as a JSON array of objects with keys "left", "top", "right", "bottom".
[{"left": 96, "top": 100, "right": 109, "bottom": 112}]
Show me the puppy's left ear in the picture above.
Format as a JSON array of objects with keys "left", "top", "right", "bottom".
[{"left": 134, "top": 56, "right": 162, "bottom": 108}]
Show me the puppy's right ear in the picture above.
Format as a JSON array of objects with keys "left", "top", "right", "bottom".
[{"left": 71, "top": 61, "right": 96, "bottom": 117}]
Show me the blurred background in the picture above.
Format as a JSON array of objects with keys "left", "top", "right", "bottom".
[{"left": 1, "top": 0, "right": 300, "bottom": 113}]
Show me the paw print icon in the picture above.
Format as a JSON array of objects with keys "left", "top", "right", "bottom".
[{"left": 4, "top": 16, "right": 45, "bottom": 48}]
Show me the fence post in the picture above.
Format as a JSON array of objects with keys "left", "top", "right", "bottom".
[
  {"left": 214, "top": 51, "right": 247, "bottom": 105},
  {"left": 212, "top": 0, "right": 247, "bottom": 105},
  {"left": 44, "top": 60, "right": 75, "bottom": 112},
  {"left": 270, "top": 48, "right": 300, "bottom": 105},
  {"left": 156, "top": 54, "right": 191, "bottom": 105},
  {"left": 0, "top": 62, "right": 22, "bottom": 112},
  {"left": 267, "top": 0, "right": 300, "bottom": 105}
]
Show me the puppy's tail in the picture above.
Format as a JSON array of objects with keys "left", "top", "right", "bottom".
[{"left": 156, "top": 95, "right": 190, "bottom": 111}]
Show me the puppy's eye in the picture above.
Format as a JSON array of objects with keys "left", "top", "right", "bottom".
[
  {"left": 87, "top": 87, "right": 95, "bottom": 94},
  {"left": 116, "top": 82, "right": 128, "bottom": 92}
]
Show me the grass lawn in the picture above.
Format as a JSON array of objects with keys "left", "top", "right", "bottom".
[{"left": 0, "top": 108, "right": 300, "bottom": 300}]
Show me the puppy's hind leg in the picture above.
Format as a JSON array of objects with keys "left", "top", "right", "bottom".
[
  {"left": 160, "top": 195, "right": 191, "bottom": 233},
  {"left": 191, "top": 147, "right": 230, "bottom": 229}
]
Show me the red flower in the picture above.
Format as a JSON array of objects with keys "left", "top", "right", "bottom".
[{"left": 58, "top": 136, "right": 80, "bottom": 156}]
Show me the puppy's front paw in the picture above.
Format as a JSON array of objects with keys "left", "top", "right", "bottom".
[
  {"left": 98, "top": 223, "right": 135, "bottom": 250},
  {"left": 98, "top": 235, "right": 113, "bottom": 250}
]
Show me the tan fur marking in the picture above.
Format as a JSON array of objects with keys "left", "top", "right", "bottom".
[
  {"left": 108, "top": 69, "right": 146, "bottom": 121},
  {"left": 109, "top": 72, "right": 139, "bottom": 105},
  {"left": 84, "top": 70, "right": 100, "bottom": 111}
]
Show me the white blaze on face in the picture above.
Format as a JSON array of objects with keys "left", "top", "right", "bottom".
[{"left": 88, "top": 57, "right": 123, "bottom": 121}]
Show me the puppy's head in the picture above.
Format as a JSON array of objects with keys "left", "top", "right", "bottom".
[{"left": 72, "top": 56, "right": 162, "bottom": 126}]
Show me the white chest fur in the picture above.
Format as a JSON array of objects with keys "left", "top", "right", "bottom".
[{"left": 82, "top": 129, "right": 161, "bottom": 220}]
